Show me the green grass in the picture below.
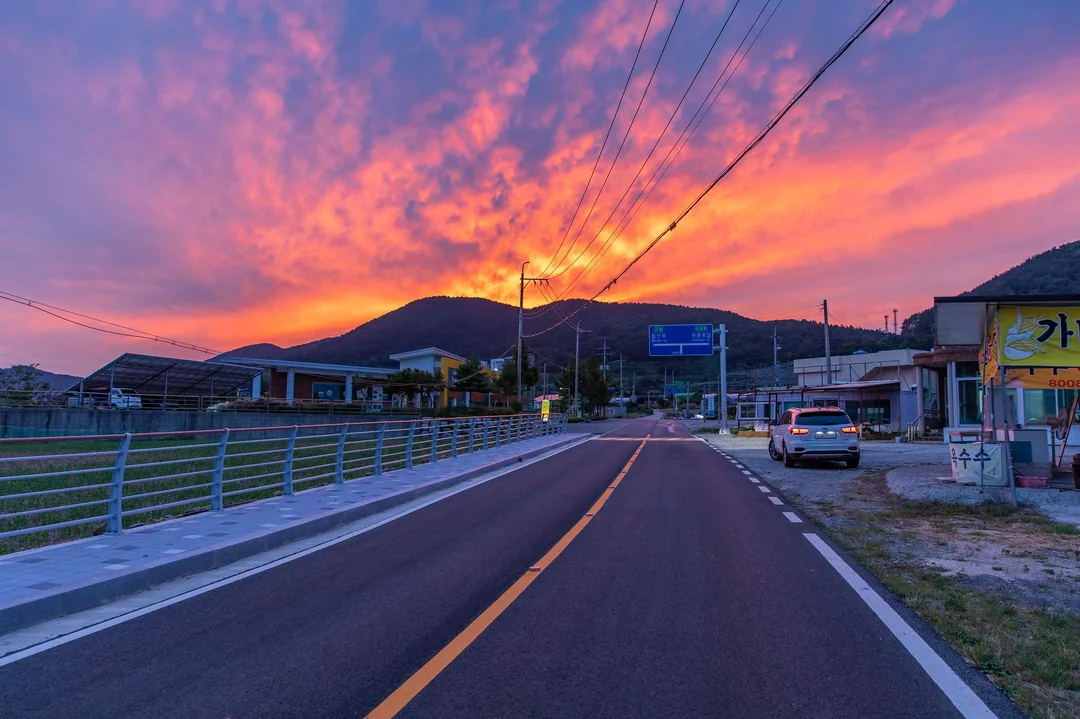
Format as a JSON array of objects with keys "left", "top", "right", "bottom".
[
  {"left": 1, "top": 424, "right": 521, "bottom": 555},
  {"left": 799, "top": 474, "right": 1080, "bottom": 719}
]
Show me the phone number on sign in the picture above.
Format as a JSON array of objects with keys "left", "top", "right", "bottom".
[{"left": 1048, "top": 379, "right": 1080, "bottom": 388}]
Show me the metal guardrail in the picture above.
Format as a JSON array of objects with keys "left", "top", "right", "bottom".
[{"left": 0, "top": 413, "right": 568, "bottom": 550}]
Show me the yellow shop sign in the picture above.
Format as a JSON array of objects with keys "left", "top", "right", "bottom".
[{"left": 998, "top": 305, "right": 1080, "bottom": 367}]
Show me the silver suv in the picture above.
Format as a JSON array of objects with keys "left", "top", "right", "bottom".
[{"left": 769, "top": 407, "right": 860, "bottom": 469}]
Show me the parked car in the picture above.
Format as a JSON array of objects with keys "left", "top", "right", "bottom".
[
  {"left": 769, "top": 407, "right": 860, "bottom": 469},
  {"left": 108, "top": 388, "right": 142, "bottom": 410}
]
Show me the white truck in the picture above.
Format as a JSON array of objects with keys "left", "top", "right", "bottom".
[{"left": 108, "top": 388, "right": 142, "bottom": 410}]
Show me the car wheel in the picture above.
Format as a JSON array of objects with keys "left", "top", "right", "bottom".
[
  {"left": 783, "top": 443, "right": 796, "bottom": 468},
  {"left": 846, "top": 455, "right": 860, "bottom": 469},
  {"left": 768, "top": 439, "right": 782, "bottom": 461}
]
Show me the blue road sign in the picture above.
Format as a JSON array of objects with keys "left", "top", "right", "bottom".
[{"left": 649, "top": 324, "right": 714, "bottom": 357}]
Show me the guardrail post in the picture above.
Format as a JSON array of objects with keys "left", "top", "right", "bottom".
[
  {"left": 510, "top": 416, "right": 517, "bottom": 444},
  {"left": 283, "top": 425, "right": 298, "bottom": 496},
  {"left": 450, "top": 419, "right": 459, "bottom": 458},
  {"left": 374, "top": 422, "right": 386, "bottom": 475},
  {"left": 482, "top": 419, "right": 490, "bottom": 451},
  {"left": 406, "top": 420, "right": 417, "bottom": 469},
  {"left": 494, "top": 418, "right": 502, "bottom": 447},
  {"left": 211, "top": 428, "right": 230, "bottom": 511},
  {"left": 108, "top": 433, "right": 131, "bottom": 533},
  {"left": 430, "top": 421, "right": 441, "bottom": 462},
  {"left": 335, "top": 423, "right": 349, "bottom": 484},
  {"left": 468, "top": 419, "right": 476, "bottom": 453}
]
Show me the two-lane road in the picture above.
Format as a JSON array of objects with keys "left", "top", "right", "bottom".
[{"left": 0, "top": 418, "right": 1015, "bottom": 718}]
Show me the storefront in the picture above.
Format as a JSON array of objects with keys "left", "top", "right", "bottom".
[
  {"left": 915, "top": 296, "right": 1080, "bottom": 451},
  {"left": 918, "top": 296, "right": 1080, "bottom": 495}
]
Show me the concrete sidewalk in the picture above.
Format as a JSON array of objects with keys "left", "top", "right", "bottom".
[{"left": 0, "top": 433, "right": 583, "bottom": 635}]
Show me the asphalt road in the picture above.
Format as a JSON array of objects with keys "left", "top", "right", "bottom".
[{"left": 0, "top": 418, "right": 1018, "bottom": 718}]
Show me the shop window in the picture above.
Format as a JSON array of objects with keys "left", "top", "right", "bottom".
[
  {"left": 1024, "top": 389, "right": 1057, "bottom": 425},
  {"left": 957, "top": 379, "right": 982, "bottom": 425},
  {"left": 1059, "top": 389, "right": 1079, "bottom": 416},
  {"left": 846, "top": 399, "right": 891, "bottom": 425},
  {"left": 955, "top": 362, "right": 981, "bottom": 378},
  {"left": 312, "top": 382, "right": 344, "bottom": 401}
]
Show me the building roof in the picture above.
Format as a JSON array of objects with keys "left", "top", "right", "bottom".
[
  {"left": 225, "top": 357, "right": 394, "bottom": 377},
  {"left": 73, "top": 353, "right": 262, "bottom": 396},
  {"left": 934, "top": 294, "right": 1080, "bottom": 305},
  {"left": 388, "top": 346, "right": 466, "bottom": 363}
]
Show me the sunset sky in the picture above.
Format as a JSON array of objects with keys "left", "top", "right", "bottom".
[{"left": 1, "top": 0, "right": 1078, "bottom": 375}]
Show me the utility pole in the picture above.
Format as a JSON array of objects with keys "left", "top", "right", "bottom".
[
  {"left": 772, "top": 325, "right": 780, "bottom": 387},
  {"left": 516, "top": 262, "right": 545, "bottom": 408},
  {"left": 884, "top": 315, "right": 889, "bottom": 333},
  {"left": 516, "top": 261, "right": 528, "bottom": 407},
  {"left": 893, "top": 308, "right": 898, "bottom": 334},
  {"left": 822, "top": 299, "right": 832, "bottom": 385},
  {"left": 542, "top": 362, "right": 547, "bottom": 400},
  {"left": 617, "top": 354, "right": 624, "bottom": 401},
  {"left": 573, "top": 324, "right": 582, "bottom": 418},
  {"left": 598, "top": 339, "right": 609, "bottom": 384}
]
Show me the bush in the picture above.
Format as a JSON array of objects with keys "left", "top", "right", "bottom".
[{"left": 433, "top": 406, "right": 517, "bottom": 418}]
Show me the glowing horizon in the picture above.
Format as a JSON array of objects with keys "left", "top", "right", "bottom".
[{"left": 1, "top": 0, "right": 1078, "bottom": 375}]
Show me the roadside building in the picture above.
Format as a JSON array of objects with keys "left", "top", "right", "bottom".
[
  {"left": 224, "top": 357, "right": 393, "bottom": 405},
  {"left": 913, "top": 294, "right": 1080, "bottom": 452},
  {"left": 389, "top": 347, "right": 465, "bottom": 408},
  {"left": 734, "top": 349, "right": 926, "bottom": 433}
]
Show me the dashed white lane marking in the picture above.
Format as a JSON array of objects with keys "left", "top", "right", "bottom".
[
  {"left": 741, "top": 470, "right": 752, "bottom": 475},
  {"left": 768, "top": 496, "right": 784, "bottom": 505},
  {"left": 757, "top": 486, "right": 771, "bottom": 493},
  {"left": 783, "top": 512, "right": 802, "bottom": 523},
  {"left": 749, "top": 477, "right": 760, "bottom": 484},
  {"left": 803, "top": 534, "right": 998, "bottom": 719},
  {"left": 734, "top": 463, "right": 744, "bottom": 469}
]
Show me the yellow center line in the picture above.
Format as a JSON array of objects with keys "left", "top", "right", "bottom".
[{"left": 366, "top": 436, "right": 650, "bottom": 719}]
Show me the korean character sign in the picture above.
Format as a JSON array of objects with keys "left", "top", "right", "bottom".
[
  {"left": 998, "top": 305, "right": 1080, "bottom": 368},
  {"left": 949, "top": 443, "right": 1004, "bottom": 485}
]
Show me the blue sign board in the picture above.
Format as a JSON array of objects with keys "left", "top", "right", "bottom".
[{"left": 649, "top": 324, "right": 714, "bottom": 357}]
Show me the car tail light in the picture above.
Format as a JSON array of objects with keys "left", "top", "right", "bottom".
[
  {"left": 789, "top": 427, "right": 809, "bottom": 435},
  {"left": 841, "top": 426, "right": 858, "bottom": 434}
]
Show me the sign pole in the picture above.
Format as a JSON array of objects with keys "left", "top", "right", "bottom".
[{"left": 719, "top": 324, "right": 729, "bottom": 434}]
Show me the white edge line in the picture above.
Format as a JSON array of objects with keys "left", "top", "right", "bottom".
[
  {"left": 802, "top": 533, "right": 998, "bottom": 719},
  {"left": 0, "top": 436, "right": 593, "bottom": 667}
]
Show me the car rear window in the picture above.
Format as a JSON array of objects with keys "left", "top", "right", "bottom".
[{"left": 794, "top": 411, "right": 850, "bottom": 426}]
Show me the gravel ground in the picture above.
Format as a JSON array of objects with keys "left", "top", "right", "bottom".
[{"left": 699, "top": 433, "right": 948, "bottom": 505}]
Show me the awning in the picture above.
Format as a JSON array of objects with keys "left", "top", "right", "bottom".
[
  {"left": 802, "top": 380, "right": 901, "bottom": 393},
  {"left": 72, "top": 353, "right": 262, "bottom": 396}
]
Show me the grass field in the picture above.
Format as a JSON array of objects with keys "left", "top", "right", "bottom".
[{"left": 0, "top": 419, "right": 526, "bottom": 554}]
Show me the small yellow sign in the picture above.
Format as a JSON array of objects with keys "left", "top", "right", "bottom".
[
  {"left": 541, "top": 399, "right": 551, "bottom": 422},
  {"left": 998, "top": 305, "right": 1080, "bottom": 368}
]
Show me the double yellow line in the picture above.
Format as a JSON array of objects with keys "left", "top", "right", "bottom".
[{"left": 367, "top": 436, "right": 650, "bottom": 718}]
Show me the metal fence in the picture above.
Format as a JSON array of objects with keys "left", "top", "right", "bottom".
[{"left": 0, "top": 413, "right": 567, "bottom": 552}]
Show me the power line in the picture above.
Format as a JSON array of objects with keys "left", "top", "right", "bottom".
[
  {"left": 0, "top": 289, "right": 220, "bottom": 355},
  {"left": 536, "top": 0, "right": 660, "bottom": 280},
  {"left": 543, "top": 0, "right": 687, "bottom": 280},
  {"left": 550, "top": 0, "right": 782, "bottom": 302},
  {"left": 526, "top": 0, "right": 896, "bottom": 338},
  {"left": 545, "top": 0, "right": 743, "bottom": 286}
]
